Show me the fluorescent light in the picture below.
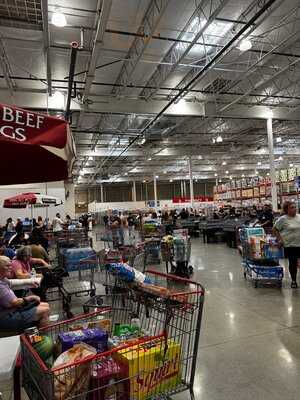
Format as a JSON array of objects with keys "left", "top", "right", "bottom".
[
  {"left": 226, "top": 170, "right": 229, "bottom": 174},
  {"left": 169, "top": 179, "right": 173, "bottom": 182},
  {"left": 49, "top": 91, "right": 64, "bottom": 108},
  {"left": 238, "top": 39, "right": 252, "bottom": 52},
  {"left": 257, "top": 161, "right": 261, "bottom": 166},
  {"left": 267, "top": 173, "right": 270, "bottom": 176},
  {"left": 125, "top": 172, "right": 128, "bottom": 176},
  {"left": 255, "top": 170, "right": 258, "bottom": 175},
  {"left": 212, "top": 138, "right": 216, "bottom": 144},
  {"left": 198, "top": 155, "right": 203, "bottom": 160},
  {"left": 289, "top": 163, "right": 294, "bottom": 168},
  {"left": 51, "top": 10, "right": 67, "bottom": 27},
  {"left": 214, "top": 173, "right": 218, "bottom": 177},
  {"left": 216, "top": 135, "right": 223, "bottom": 143},
  {"left": 88, "top": 156, "right": 93, "bottom": 161},
  {"left": 278, "top": 156, "right": 283, "bottom": 161},
  {"left": 241, "top": 166, "right": 245, "bottom": 170},
  {"left": 142, "top": 180, "right": 146, "bottom": 183},
  {"left": 230, "top": 176, "right": 233, "bottom": 180},
  {"left": 164, "top": 171, "right": 167, "bottom": 174},
  {"left": 155, "top": 175, "right": 159, "bottom": 179},
  {"left": 147, "top": 157, "right": 152, "bottom": 161},
  {"left": 276, "top": 137, "right": 282, "bottom": 143},
  {"left": 242, "top": 174, "right": 245, "bottom": 178},
  {"left": 222, "top": 161, "right": 227, "bottom": 166}
]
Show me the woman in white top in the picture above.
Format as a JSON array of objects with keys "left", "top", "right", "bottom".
[
  {"left": 52, "top": 213, "right": 64, "bottom": 235},
  {"left": 274, "top": 201, "right": 300, "bottom": 288}
]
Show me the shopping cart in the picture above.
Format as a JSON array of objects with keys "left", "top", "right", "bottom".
[
  {"left": 239, "top": 227, "right": 284, "bottom": 288},
  {"left": 59, "top": 255, "right": 98, "bottom": 318},
  {"left": 21, "top": 270, "right": 205, "bottom": 400},
  {"left": 96, "top": 226, "right": 124, "bottom": 249}
]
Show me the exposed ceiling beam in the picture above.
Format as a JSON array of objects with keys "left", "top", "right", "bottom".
[
  {"left": 111, "top": 0, "right": 170, "bottom": 97},
  {"left": 41, "top": 0, "right": 52, "bottom": 96},
  {"left": 140, "top": 0, "right": 230, "bottom": 100},
  {"left": 77, "top": 0, "right": 112, "bottom": 128},
  {"left": 0, "top": 37, "right": 16, "bottom": 98}
]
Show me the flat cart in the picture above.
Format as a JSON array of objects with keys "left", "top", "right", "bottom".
[
  {"left": 21, "top": 270, "right": 205, "bottom": 400},
  {"left": 239, "top": 227, "right": 284, "bottom": 288}
]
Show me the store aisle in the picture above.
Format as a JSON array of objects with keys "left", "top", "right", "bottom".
[{"left": 187, "top": 239, "right": 300, "bottom": 400}]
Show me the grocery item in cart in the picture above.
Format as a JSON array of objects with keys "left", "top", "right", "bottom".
[
  {"left": 32, "top": 335, "right": 54, "bottom": 366},
  {"left": 61, "top": 247, "right": 96, "bottom": 272},
  {"left": 114, "top": 338, "right": 181, "bottom": 400},
  {"left": 108, "top": 262, "right": 153, "bottom": 284},
  {"left": 88, "top": 357, "right": 126, "bottom": 400},
  {"left": 53, "top": 343, "right": 97, "bottom": 400},
  {"left": 58, "top": 328, "right": 108, "bottom": 353}
]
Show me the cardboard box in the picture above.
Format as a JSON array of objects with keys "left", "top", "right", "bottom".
[{"left": 114, "top": 339, "right": 181, "bottom": 400}]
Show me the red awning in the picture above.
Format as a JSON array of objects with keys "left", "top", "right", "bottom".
[{"left": 0, "top": 103, "right": 76, "bottom": 185}]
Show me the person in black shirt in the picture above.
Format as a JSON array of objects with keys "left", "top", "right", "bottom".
[
  {"left": 15, "top": 218, "right": 23, "bottom": 234},
  {"left": 258, "top": 204, "right": 274, "bottom": 229}
]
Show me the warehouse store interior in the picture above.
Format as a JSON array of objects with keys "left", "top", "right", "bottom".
[{"left": 1, "top": 0, "right": 300, "bottom": 399}]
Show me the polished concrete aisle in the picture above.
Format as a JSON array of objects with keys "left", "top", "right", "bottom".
[{"left": 189, "top": 239, "right": 300, "bottom": 400}]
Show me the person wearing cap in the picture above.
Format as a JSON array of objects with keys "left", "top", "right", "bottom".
[{"left": 0, "top": 256, "right": 49, "bottom": 331}]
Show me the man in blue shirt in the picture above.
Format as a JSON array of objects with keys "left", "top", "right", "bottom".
[{"left": 0, "top": 243, "right": 15, "bottom": 259}]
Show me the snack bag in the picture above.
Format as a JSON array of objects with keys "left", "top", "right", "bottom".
[
  {"left": 53, "top": 343, "right": 96, "bottom": 400},
  {"left": 58, "top": 328, "right": 108, "bottom": 353}
]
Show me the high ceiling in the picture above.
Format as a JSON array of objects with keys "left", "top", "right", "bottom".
[{"left": 1, "top": 0, "right": 300, "bottom": 186}]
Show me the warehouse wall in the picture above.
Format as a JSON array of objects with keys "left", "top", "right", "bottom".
[{"left": 75, "top": 181, "right": 214, "bottom": 209}]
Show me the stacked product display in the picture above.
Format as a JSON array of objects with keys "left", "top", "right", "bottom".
[{"left": 214, "top": 167, "right": 300, "bottom": 205}]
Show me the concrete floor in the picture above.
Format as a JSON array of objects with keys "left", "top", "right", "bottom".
[
  {"left": 187, "top": 239, "right": 300, "bottom": 400},
  {"left": 16, "top": 234, "right": 300, "bottom": 400}
]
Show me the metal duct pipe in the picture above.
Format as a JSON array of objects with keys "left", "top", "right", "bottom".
[{"left": 65, "top": 41, "right": 79, "bottom": 121}]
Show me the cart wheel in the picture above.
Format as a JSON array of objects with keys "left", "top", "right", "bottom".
[
  {"left": 90, "top": 289, "right": 96, "bottom": 297},
  {"left": 254, "top": 280, "right": 258, "bottom": 288}
]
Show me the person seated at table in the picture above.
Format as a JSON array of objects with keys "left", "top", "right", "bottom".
[
  {"left": 28, "top": 237, "right": 49, "bottom": 263},
  {"left": 8, "top": 231, "right": 28, "bottom": 249},
  {"left": 0, "top": 256, "right": 50, "bottom": 331},
  {"left": 10, "top": 246, "right": 50, "bottom": 280},
  {"left": 0, "top": 242, "right": 15, "bottom": 259},
  {"left": 29, "top": 227, "right": 49, "bottom": 252}
]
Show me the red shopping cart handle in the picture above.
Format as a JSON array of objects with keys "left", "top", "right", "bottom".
[{"left": 145, "top": 269, "right": 205, "bottom": 293}]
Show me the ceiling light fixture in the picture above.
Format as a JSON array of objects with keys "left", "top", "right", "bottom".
[
  {"left": 142, "top": 180, "right": 146, "bottom": 183},
  {"left": 212, "top": 138, "right": 216, "bottom": 144},
  {"left": 51, "top": 9, "right": 67, "bottom": 27},
  {"left": 278, "top": 156, "right": 283, "bottom": 161},
  {"left": 214, "top": 173, "right": 218, "bottom": 177},
  {"left": 242, "top": 174, "right": 245, "bottom": 178},
  {"left": 49, "top": 91, "right": 64, "bottom": 108},
  {"left": 216, "top": 135, "right": 223, "bottom": 143},
  {"left": 226, "top": 170, "right": 229, "bottom": 174},
  {"left": 289, "top": 163, "right": 294, "bottom": 168},
  {"left": 222, "top": 161, "right": 227, "bottom": 166},
  {"left": 156, "top": 175, "right": 159, "bottom": 179},
  {"left": 125, "top": 172, "right": 128, "bottom": 176},
  {"left": 257, "top": 161, "right": 261, "bottom": 166},
  {"left": 164, "top": 171, "right": 167, "bottom": 174},
  {"left": 276, "top": 137, "right": 282, "bottom": 143},
  {"left": 230, "top": 176, "right": 233, "bottom": 180},
  {"left": 238, "top": 38, "right": 252, "bottom": 52},
  {"left": 88, "top": 157, "right": 93, "bottom": 161},
  {"left": 170, "top": 179, "right": 173, "bottom": 182},
  {"left": 147, "top": 157, "right": 152, "bottom": 161}
]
